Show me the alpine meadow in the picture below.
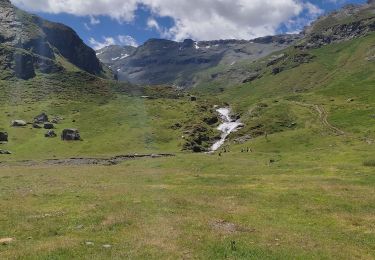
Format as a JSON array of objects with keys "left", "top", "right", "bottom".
[{"left": 0, "top": 0, "right": 374, "bottom": 259}]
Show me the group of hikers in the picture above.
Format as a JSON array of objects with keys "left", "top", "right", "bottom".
[{"left": 218, "top": 147, "right": 252, "bottom": 156}]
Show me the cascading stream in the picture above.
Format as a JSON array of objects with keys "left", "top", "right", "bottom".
[{"left": 211, "top": 107, "right": 243, "bottom": 151}]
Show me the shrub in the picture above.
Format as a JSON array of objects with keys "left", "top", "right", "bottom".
[{"left": 363, "top": 160, "right": 375, "bottom": 167}]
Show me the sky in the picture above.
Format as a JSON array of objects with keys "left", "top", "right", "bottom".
[{"left": 11, "top": 0, "right": 367, "bottom": 50}]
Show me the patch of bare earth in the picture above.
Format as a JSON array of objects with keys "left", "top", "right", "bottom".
[{"left": 210, "top": 219, "right": 255, "bottom": 234}]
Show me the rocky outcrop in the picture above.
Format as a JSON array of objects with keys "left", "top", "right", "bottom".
[
  {"left": 298, "top": 3, "right": 375, "bottom": 49},
  {"left": 38, "top": 20, "right": 103, "bottom": 75},
  {"left": 0, "top": 0, "right": 103, "bottom": 79}
]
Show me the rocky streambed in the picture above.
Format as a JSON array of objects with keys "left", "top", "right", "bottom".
[{"left": 0, "top": 153, "right": 175, "bottom": 167}]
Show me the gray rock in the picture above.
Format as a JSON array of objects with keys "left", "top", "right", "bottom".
[
  {"left": 102, "top": 244, "right": 112, "bottom": 249},
  {"left": 0, "top": 131, "right": 8, "bottom": 142},
  {"left": 45, "top": 130, "right": 57, "bottom": 138},
  {"left": 61, "top": 129, "right": 81, "bottom": 141},
  {"left": 34, "top": 113, "right": 49, "bottom": 123},
  {"left": 0, "top": 149, "right": 12, "bottom": 154},
  {"left": 44, "top": 123, "right": 54, "bottom": 129},
  {"left": 11, "top": 120, "right": 27, "bottom": 127},
  {"left": 32, "top": 123, "right": 42, "bottom": 129}
]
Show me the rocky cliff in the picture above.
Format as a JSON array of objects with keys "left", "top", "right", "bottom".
[{"left": 0, "top": 0, "right": 103, "bottom": 79}]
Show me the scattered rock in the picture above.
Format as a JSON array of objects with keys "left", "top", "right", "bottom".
[
  {"left": 44, "top": 122, "right": 54, "bottom": 129},
  {"left": 170, "top": 122, "right": 182, "bottom": 130},
  {"left": 272, "top": 67, "right": 283, "bottom": 75},
  {"left": 11, "top": 120, "right": 27, "bottom": 127},
  {"left": 233, "top": 135, "right": 252, "bottom": 144},
  {"left": 45, "top": 130, "right": 57, "bottom": 138},
  {"left": 34, "top": 113, "right": 49, "bottom": 124},
  {"left": 61, "top": 129, "right": 81, "bottom": 141},
  {"left": 102, "top": 244, "right": 112, "bottom": 249},
  {"left": 242, "top": 72, "right": 260, "bottom": 83},
  {"left": 0, "top": 132, "right": 8, "bottom": 142},
  {"left": 204, "top": 116, "right": 219, "bottom": 125},
  {"left": 267, "top": 53, "right": 286, "bottom": 66},
  {"left": 0, "top": 150, "right": 12, "bottom": 155},
  {"left": 85, "top": 241, "right": 94, "bottom": 246},
  {"left": 0, "top": 238, "right": 14, "bottom": 245},
  {"left": 75, "top": 224, "right": 84, "bottom": 230},
  {"left": 51, "top": 116, "right": 63, "bottom": 124},
  {"left": 32, "top": 123, "right": 42, "bottom": 129},
  {"left": 347, "top": 98, "right": 355, "bottom": 102}
]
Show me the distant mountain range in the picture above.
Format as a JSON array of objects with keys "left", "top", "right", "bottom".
[
  {"left": 96, "top": 35, "right": 302, "bottom": 88},
  {"left": 97, "top": 1, "right": 375, "bottom": 88}
]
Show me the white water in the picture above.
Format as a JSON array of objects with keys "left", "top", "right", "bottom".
[{"left": 211, "top": 107, "right": 243, "bottom": 151}]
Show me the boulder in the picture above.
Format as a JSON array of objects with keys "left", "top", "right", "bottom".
[
  {"left": 45, "top": 130, "right": 57, "bottom": 138},
  {"left": 34, "top": 113, "right": 49, "bottom": 123},
  {"left": 204, "top": 116, "right": 219, "bottom": 125},
  {"left": 44, "top": 122, "right": 54, "bottom": 129},
  {"left": 51, "top": 116, "right": 63, "bottom": 124},
  {"left": 0, "top": 149, "right": 12, "bottom": 155},
  {"left": 32, "top": 123, "right": 42, "bottom": 129},
  {"left": 11, "top": 120, "right": 27, "bottom": 127},
  {"left": 0, "top": 132, "right": 8, "bottom": 142},
  {"left": 61, "top": 129, "right": 81, "bottom": 141}
]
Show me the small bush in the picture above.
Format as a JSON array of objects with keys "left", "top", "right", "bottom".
[{"left": 363, "top": 160, "right": 375, "bottom": 167}]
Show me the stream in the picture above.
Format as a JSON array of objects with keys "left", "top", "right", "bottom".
[{"left": 211, "top": 107, "right": 243, "bottom": 151}]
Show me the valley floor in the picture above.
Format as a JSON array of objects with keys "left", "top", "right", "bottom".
[{"left": 0, "top": 132, "right": 374, "bottom": 259}]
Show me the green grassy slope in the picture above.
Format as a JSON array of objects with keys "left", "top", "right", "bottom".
[{"left": 193, "top": 33, "right": 375, "bottom": 146}]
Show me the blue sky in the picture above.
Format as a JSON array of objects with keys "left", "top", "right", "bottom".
[{"left": 12, "top": 0, "right": 367, "bottom": 49}]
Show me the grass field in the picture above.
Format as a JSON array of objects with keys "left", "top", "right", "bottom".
[{"left": 0, "top": 134, "right": 374, "bottom": 259}]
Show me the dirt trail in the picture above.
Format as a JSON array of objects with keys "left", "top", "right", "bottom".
[
  {"left": 292, "top": 101, "right": 345, "bottom": 136},
  {"left": 0, "top": 153, "right": 175, "bottom": 167}
]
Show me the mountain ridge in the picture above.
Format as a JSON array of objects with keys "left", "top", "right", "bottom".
[{"left": 96, "top": 34, "right": 301, "bottom": 87}]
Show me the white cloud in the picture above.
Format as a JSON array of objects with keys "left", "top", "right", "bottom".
[
  {"left": 89, "top": 37, "right": 116, "bottom": 50},
  {"left": 147, "top": 18, "right": 161, "bottom": 31},
  {"left": 11, "top": 0, "right": 322, "bottom": 41},
  {"left": 83, "top": 22, "right": 91, "bottom": 31},
  {"left": 89, "top": 35, "right": 138, "bottom": 50},
  {"left": 90, "top": 16, "right": 101, "bottom": 25},
  {"left": 118, "top": 35, "right": 139, "bottom": 47}
]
